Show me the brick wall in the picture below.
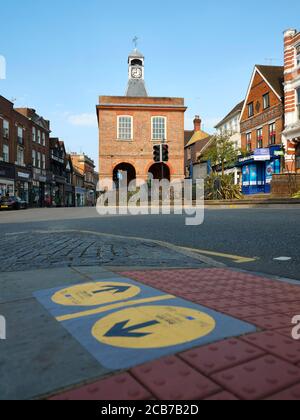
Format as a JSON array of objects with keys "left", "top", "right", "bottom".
[
  {"left": 240, "top": 70, "right": 283, "bottom": 151},
  {"left": 97, "top": 96, "right": 186, "bottom": 182}
]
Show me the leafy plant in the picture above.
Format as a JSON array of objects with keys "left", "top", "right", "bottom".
[
  {"left": 292, "top": 191, "right": 300, "bottom": 199},
  {"left": 203, "top": 133, "right": 240, "bottom": 176},
  {"left": 205, "top": 173, "right": 243, "bottom": 200}
]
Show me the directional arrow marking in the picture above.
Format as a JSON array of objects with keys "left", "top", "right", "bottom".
[
  {"left": 92, "top": 286, "right": 131, "bottom": 295},
  {"left": 104, "top": 320, "right": 160, "bottom": 338}
]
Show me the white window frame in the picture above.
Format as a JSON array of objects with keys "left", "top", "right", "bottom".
[
  {"left": 37, "top": 130, "right": 41, "bottom": 144},
  {"left": 3, "top": 119, "right": 9, "bottom": 139},
  {"left": 151, "top": 116, "right": 167, "bottom": 141},
  {"left": 32, "top": 150, "right": 36, "bottom": 167},
  {"left": 32, "top": 127, "right": 36, "bottom": 142},
  {"left": 37, "top": 152, "right": 41, "bottom": 169},
  {"left": 296, "top": 44, "right": 300, "bottom": 67},
  {"left": 3, "top": 144, "right": 9, "bottom": 162},
  {"left": 117, "top": 116, "right": 133, "bottom": 140},
  {"left": 17, "top": 147, "right": 24, "bottom": 166},
  {"left": 42, "top": 154, "right": 46, "bottom": 170},
  {"left": 42, "top": 132, "right": 46, "bottom": 146}
]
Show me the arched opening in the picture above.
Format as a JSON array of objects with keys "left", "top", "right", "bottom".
[
  {"left": 113, "top": 163, "right": 136, "bottom": 188},
  {"left": 148, "top": 163, "right": 170, "bottom": 181}
]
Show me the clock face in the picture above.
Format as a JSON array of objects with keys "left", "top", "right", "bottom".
[{"left": 131, "top": 67, "right": 142, "bottom": 79}]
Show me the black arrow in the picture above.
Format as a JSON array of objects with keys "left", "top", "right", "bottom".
[
  {"left": 104, "top": 319, "right": 159, "bottom": 338},
  {"left": 92, "top": 285, "right": 131, "bottom": 295}
]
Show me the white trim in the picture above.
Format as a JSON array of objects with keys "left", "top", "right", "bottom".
[
  {"left": 240, "top": 66, "right": 282, "bottom": 123},
  {"left": 151, "top": 116, "right": 167, "bottom": 141},
  {"left": 117, "top": 115, "right": 133, "bottom": 141}
]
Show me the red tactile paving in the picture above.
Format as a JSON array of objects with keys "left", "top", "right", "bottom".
[
  {"left": 180, "top": 339, "right": 265, "bottom": 375},
  {"left": 131, "top": 355, "right": 221, "bottom": 400},
  {"left": 266, "top": 383, "right": 300, "bottom": 400},
  {"left": 257, "top": 301, "right": 300, "bottom": 316},
  {"left": 211, "top": 356, "right": 300, "bottom": 400},
  {"left": 49, "top": 372, "right": 153, "bottom": 401},
  {"left": 276, "top": 327, "right": 294, "bottom": 339},
  {"left": 205, "top": 391, "right": 239, "bottom": 401},
  {"left": 241, "top": 331, "right": 300, "bottom": 364},
  {"left": 242, "top": 314, "right": 293, "bottom": 330},
  {"left": 196, "top": 298, "right": 244, "bottom": 311},
  {"left": 221, "top": 305, "right": 276, "bottom": 319}
]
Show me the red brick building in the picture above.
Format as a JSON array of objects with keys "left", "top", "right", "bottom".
[
  {"left": 70, "top": 153, "right": 97, "bottom": 205},
  {"left": 97, "top": 49, "right": 186, "bottom": 185},
  {"left": 282, "top": 29, "right": 300, "bottom": 172},
  {"left": 16, "top": 108, "right": 51, "bottom": 206},
  {"left": 0, "top": 96, "right": 50, "bottom": 204},
  {"left": 239, "top": 65, "right": 284, "bottom": 194}
]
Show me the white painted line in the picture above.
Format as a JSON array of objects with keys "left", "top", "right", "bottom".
[{"left": 273, "top": 257, "right": 292, "bottom": 262}]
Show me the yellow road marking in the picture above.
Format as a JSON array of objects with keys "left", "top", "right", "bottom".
[
  {"left": 56, "top": 294, "right": 176, "bottom": 322},
  {"left": 181, "top": 247, "right": 257, "bottom": 264},
  {"left": 92, "top": 306, "right": 216, "bottom": 349}
]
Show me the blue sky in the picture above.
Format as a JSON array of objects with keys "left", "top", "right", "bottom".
[{"left": 0, "top": 0, "right": 299, "bottom": 169}]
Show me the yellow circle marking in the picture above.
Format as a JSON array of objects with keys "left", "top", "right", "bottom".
[
  {"left": 52, "top": 282, "right": 140, "bottom": 307},
  {"left": 92, "top": 305, "right": 216, "bottom": 349}
]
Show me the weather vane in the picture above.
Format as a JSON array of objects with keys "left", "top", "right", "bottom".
[{"left": 133, "top": 36, "right": 138, "bottom": 49}]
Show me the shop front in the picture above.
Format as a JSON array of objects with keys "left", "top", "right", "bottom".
[
  {"left": 65, "top": 184, "right": 75, "bottom": 207},
  {"left": 239, "top": 146, "right": 283, "bottom": 195},
  {"left": 75, "top": 187, "right": 86, "bottom": 207},
  {"left": 15, "top": 168, "right": 32, "bottom": 203},
  {"left": 0, "top": 162, "right": 15, "bottom": 198},
  {"left": 31, "top": 169, "right": 50, "bottom": 207},
  {"left": 52, "top": 175, "right": 66, "bottom": 207}
]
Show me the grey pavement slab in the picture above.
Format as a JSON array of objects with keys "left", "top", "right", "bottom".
[
  {"left": 0, "top": 298, "right": 110, "bottom": 400},
  {"left": 0, "top": 266, "right": 119, "bottom": 303}
]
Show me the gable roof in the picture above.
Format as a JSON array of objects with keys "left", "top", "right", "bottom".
[
  {"left": 240, "top": 65, "right": 284, "bottom": 122},
  {"left": 185, "top": 129, "right": 210, "bottom": 148},
  {"left": 256, "top": 65, "right": 284, "bottom": 99},
  {"left": 184, "top": 130, "right": 194, "bottom": 146},
  {"left": 215, "top": 100, "right": 244, "bottom": 129}
]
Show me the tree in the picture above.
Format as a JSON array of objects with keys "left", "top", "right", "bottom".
[{"left": 203, "top": 133, "right": 240, "bottom": 176}]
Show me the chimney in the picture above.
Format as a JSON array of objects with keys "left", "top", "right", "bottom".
[{"left": 193, "top": 115, "right": 201, "bottom": 132}]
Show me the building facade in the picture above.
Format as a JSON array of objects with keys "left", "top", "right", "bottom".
[
  {"left": 239, "top": 65, "right": 284, "bottom": 195},
  {"left": 70, "top": 153, "right": 97, "bottom": 206},
  {"left": 97, "top": 49, "right": 186, "bottom": 186},
  {"left": 16, "top": 108, "right": 51, "bottom": 207},
  {"left": 0, "top": 96, "right": 52, "bottom": 204},
  {"left": 215, "top": 101, "right": 244, "bottom": 185},
  {"left": 282, "top": 28, "right": 300, "bottom": 172},
  {"left": 184, "top": 116, "right": 212, "bottom": 182}
]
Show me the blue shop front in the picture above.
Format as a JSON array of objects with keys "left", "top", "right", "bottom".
[{"left": 238, "top": 146, "right": 283, "bottom": 195}]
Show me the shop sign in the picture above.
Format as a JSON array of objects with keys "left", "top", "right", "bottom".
[
  {"left": 254, "top": 148, "right": 271, "bottom": 161},
  {"left": 274, "top": 151, "right": 284, "bottom": 157},
  {"left": 17, "top": 172, "right": 30, "bottom": 180}
]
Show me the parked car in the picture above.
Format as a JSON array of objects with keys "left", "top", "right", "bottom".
[{"left": 0, "top": 196, "right": 28, "bottom": 210}]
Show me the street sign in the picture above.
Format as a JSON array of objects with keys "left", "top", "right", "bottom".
[
  {"left": 92, "top": 305, "right": 216, "bottom": 349},
  {"left": 52, "top": 281, "right": 141, "bottom": 307}
]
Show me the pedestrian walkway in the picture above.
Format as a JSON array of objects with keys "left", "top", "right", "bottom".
[{"left": 1, "top": 266, "right": 300, "bottom": 400}]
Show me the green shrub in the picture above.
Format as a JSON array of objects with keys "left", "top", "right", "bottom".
[{"left": 205, "top": 173, "right": 243, "bottom": 200}]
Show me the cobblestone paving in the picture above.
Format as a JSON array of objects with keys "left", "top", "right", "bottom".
[{"left": 0, "top": 232, "right": 204, "bottom": 272}]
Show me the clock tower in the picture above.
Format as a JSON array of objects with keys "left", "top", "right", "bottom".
[{"left": 126, "top": 49, "right": 148, "bottom": 97}]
